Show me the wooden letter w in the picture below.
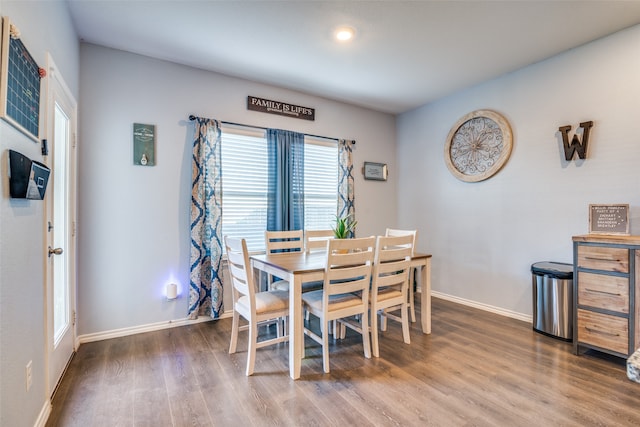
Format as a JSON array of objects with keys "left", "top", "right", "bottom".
[{"left": 559, "top": 121, "right": 593, "bottom": 161}]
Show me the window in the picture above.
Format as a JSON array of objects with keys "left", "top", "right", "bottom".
[
  {"left": 220, "top": 127, "right": 338, "bottom": 252},
  {"left": 304, "top": 137, "right": 338, "bottom": 231}
]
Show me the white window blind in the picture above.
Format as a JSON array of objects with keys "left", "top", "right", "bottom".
[
  {"left": 220, "top": 128, "right": 338, "bottom": 253},
  {"left": 304, "top": 138, "right": 338, "bottom": 231},
  {"left": 220, "top": 128, "right": 268, "bottom": 252}
]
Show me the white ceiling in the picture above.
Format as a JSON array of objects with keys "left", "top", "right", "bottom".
[{"left": 66, "top": 0, "right": 640, "bottom": 114}]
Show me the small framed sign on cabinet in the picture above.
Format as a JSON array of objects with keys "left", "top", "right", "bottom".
[{"left": 589, "top": 204, "right": 629, "bottom": 235}]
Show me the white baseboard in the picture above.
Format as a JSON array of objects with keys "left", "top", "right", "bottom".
[
  {"left": 34, "top": 400, "right": 51, "bottom": 427},
  {"left": 76, "top": 310, "right": 233, "bottom": 346},
  {"left": 75, "top": 292, "right": 531, "bottom": 346},
  {"left": 431, "top": 291, "right": 532, "bottom": 324}
]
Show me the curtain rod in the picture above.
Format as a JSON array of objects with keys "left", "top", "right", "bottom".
[{"left": 188, "top": 114, "right": 355, "bottom": 145}]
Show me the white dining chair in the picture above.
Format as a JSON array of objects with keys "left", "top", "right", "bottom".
[
  {"left": 385, "top": 228, "right": 418, "bottom": 323},
  {"left": 304, "top": 229, "right": 334, "bottom": 253},
  {"left": 301, "top": 236, "right": 375, "bottom": 373},
  {"left": 265, "top": 230, "right": 304, "bottom": 291},
  {"left": 369, "top": 234, "right": 413, "bottom": 357},
  {"left": 265, "top": 230, "right": 304, "bottom": 253},
  {"left": 226, "top": 236, "right": 290, "bottom": 376}
]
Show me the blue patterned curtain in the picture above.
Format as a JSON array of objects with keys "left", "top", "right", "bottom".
[
  {"left": 267, "top": 129, "right": 305, "bottom": 231},
  {"left": 338, "top": 139, "right": 356, "bottom": 237},
  {"left": 189, "top": 118, "right": 223, "bottom": 319}
]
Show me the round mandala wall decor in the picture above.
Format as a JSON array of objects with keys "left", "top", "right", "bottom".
[{"left": 444, "top": 109, "right": 513, "bottom": 182}]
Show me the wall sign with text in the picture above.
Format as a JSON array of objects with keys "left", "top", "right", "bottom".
[
  {"left": 363, "top": 162, "right": 387, "bottom": 181},
  {"left": 247, "top": 96, "right": 315, "bottom": 121},
  {"left": 133, "top": 123, "right": 155, "bottom": 166}
]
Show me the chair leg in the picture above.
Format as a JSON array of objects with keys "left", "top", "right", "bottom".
[
  {"left": 401, "top": 304, "right": 411, "bottom": 345},
  {"left": 322, "top": 320, "right": 331, "bottom": 373},
  {"left": 332, "top": 320, "right": 346, "bottom": 339},
  {"left": 276, "top": 316, "right": 288, "bottom": 338},
  {"left": 361, "top": 309, "right": 371, "bottom": 359},
  {"left": 381, "top": 311, "right": 388, "bottom": 331},
  {"left": 300, "top": 315, "right": 305, "bottom": 359},
  {"left": 409, "top": 268, "right": 416, "bottom": 323},
  {"left": 229, "top": 310, "right": 240, "bottom": 354},
  {"left": 246, "top": 319, "right": 258, "bottom": 376},
  {"left": 371, "top": 307, "right": 380, "bottom": 358}
]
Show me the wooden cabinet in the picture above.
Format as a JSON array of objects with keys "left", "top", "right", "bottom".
[{"left": 573, "top": 235, "right": 640, "bottom": 358}]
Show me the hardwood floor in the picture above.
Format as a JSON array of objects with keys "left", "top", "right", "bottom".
[{"left": 46, "top": 297, "right": 640, "bottom": 426}]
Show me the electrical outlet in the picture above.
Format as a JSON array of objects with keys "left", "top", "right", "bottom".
[{"left": 26, "top": 360, "right": 32, "bottom": 391}]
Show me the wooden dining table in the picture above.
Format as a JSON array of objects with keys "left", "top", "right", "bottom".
[{"left": 250, "top": 250, "right": 432, "bottom": 379}]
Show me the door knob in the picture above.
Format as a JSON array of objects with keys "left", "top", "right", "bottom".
[{"left": 48, "top": 246, "right": 63, "bottom": 257}]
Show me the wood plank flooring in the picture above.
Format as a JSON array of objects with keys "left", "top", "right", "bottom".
[{"left": 46, "top": 297, "right": 640, "bottom": 426}]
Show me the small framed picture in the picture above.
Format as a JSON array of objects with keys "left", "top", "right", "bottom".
[
  {"left": 363, "top": 162, "right": 387, "bottom": 181},
  {"left": 589, "top": 204, "right": 629, "bottom": 235},
  {"left": 133, "top": 123, "right": 156, "bottom": 166}
]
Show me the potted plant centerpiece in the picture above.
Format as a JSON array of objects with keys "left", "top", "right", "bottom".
[{"left": 332, "top": 213, "right": 357, "bottom": 239}]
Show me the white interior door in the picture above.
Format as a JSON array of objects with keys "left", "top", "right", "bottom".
[{"left": 45, "top": 55, "right": 77, "bottom": 398}]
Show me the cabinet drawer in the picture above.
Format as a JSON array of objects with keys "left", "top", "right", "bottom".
[
  {"left": 577, "top": 245, "right": 629, "bottom": 273},
  {"left": 577, "top": 272, "right": 629, "bottom": 313},
  {"left": 577, "top": 309, "right": 628, "bottom": 355}
]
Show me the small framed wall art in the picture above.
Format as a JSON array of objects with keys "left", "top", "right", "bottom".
[
  {"left": 363, "top": 162, "right": 387, "bottom": 181},
  {"left": 133, "top": 123, "right": 155, "bottom": 166},
  {"left": 589, "top": 204, "right": 629, "bottom": 235}
]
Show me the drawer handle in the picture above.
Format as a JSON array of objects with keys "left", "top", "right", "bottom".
[
  {"left": 583, "top": 256, "right": 622, "bottom": 262},
  {"left": 584, "top": 288, "right": 621, "bottom": 297},
  {"left": 584, "top": 326, "right": 620, "bottom": 337}
]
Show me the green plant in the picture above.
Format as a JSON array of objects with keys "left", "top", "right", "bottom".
[{"left": 332, "top": 214, "right": 357, "bottom": 239}]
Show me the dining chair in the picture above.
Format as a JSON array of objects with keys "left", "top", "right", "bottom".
[
  {"left": 225, "top": 236, "right": 290, "bottom": 376},
  {"left": 265, "top": 230, "right": 325, "bottom": 294},
  {"left": 304, "top": 229, "right": 334, "bottom": 253},
  {"left": 385, "top": 228, "right": 418, "bottom": 323},
  {"left": 265, "top": 229, "right": 304, "bottom": 253},
  {"left": 369, "top": 234, "right": 413, "bottom": 357},
  {"left": 301, "top": 236, "right": 376, "bottom": 373},
  {"left": 265, "top": 230, "right": 304, "bottom": 291}
]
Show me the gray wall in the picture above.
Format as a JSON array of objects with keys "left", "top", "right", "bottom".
[
  {"left": 3, "top": 2, "right": 639, "bottom": 424},
  {"left": 77, "top": 43, "right": 397, "bottom": 336},
  {"left": 0, "top": 1, "right": 79, "bottom": 426},
  {"left": 397, "top": 24, "right": 640, "bottom": 318}
]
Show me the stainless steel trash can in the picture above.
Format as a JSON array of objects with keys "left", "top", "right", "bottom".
[{"left": 531, "top": 261, "right": 573, "bottom": 341}]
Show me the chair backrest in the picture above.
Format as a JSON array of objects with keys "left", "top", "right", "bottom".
[
  {"left": 265, "top": 230, "right": 304, "bottom": 253},
  {"left": 371, "top": 234, "right": 413, "bottom": 297},
  {"left": 304, "top": 229, "right": 334, "bottom": 253},
  {"left": 385, "top": 228, "right": 418, "bottom": 255},
  {"left": 323, "top": 237, "right": 375, "bottom": 301},
  {"left": 225, "top": 236, "right": 256, "bottom": 304}
]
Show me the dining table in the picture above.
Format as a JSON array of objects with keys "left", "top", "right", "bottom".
[{"left": 250, "top": 250, "right": 432, "bottom": 379}]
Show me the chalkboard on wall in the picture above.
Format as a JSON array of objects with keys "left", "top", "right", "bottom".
[{"left": 0, "top": 17, "right": 42, "bottom": 142}]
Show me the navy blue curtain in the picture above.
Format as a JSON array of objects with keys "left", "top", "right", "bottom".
[{"left": 267, "top": 129, "right": 305, "bottom": 231}]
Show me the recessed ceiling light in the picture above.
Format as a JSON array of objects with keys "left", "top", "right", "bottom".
[{"left": 335, "top": 26, "right": 355, "bottom": 42}]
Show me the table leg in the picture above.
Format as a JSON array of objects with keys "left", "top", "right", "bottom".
[
  {"left": 289, "top": 274, "right": 302, "bottom": 379},
  {"left": 420, "top": 258, "right": 431, "bottom": 334}
]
